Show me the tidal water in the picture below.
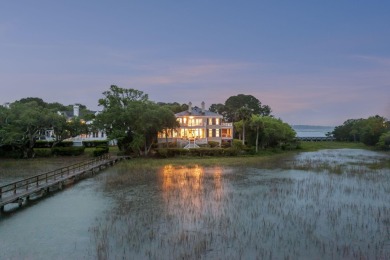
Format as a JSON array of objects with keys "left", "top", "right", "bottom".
[
  {"left": 292, "top": 125, "right": 334, "bottom": 137},
  {"left": 0, "top": 149, "right": 389, "bottom": 259}
]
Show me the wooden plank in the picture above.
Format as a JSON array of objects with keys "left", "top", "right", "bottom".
[{"left": 0, "top": 156, "right": 131, "bottom": 210}]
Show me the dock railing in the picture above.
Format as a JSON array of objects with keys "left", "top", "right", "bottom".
[{"left": 0, "top": 154, "right": 110, "bottom": 200}]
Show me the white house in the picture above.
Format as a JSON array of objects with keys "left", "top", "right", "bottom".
[
  {"left": 61, "top": 105, "right": 114, "bottom": 146},
  {"left": 158, "top": 102, "right": 233, "bottom": 148}
]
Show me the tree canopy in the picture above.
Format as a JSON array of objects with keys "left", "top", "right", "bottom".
[
  {"left": 95, "top": 85, "right": 178, "bottom": 156},
  {"left": 0, "top": 98, "right": 90, "bottom": 158},
  {"left": 332, "top": 115, "right": 390, "bottom": 146},
  {"left": 210, "top": 94, "right": 272, "bottom": 122}
]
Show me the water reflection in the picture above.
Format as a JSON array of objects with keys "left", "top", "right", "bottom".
[
  {"left": 161, "top": 165, "right": 225, "bottom": 226},
  {"left": 2, "top": 149, "right": 389, "bottom": 259}
]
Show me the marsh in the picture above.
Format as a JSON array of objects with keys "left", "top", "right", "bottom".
[{"left": 1, "top": 149, "right": 389, "bottom": 259}]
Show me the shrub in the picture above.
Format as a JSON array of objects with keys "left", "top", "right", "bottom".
[
  {"left": 242, "top": 147, "right": 256, "bottom": 155},
  {"left": 223, "top": 147, "right": 239, "bottom": 156},
  {"left": 34, "top": 148, "right": 52, "bottom": 157},
  {"left": 377, "top": 131, "right": 390, "bottom": 151},
  {"left": 155, "top": 148, "right": 170, "bottom": 158},
  {"left": 0, "top": 145, "right": 22, "bottom": 158},
  {"left": 156, "top": 147, "right": 239, "bottom": 157},
  {"left": 83, "top": 140, "right": 109, "bottom": 147},
  {"left": 34, "top": 141, "right": 54, "bottom": 148},
  {"left": 52, "top": 146, "right": 85, "bottom": 156},
  {"left": 221, "top": 141, "right": 232, "bottom": 148},
  {"left": 232, "top": 139, "right": 244, "bottom": 150},
  {"left": 93, "top": 146, "right": 109, "bottom": 157},
  {"left": 190, "top": 148, "right": 225, "bottom": 156},
  {"left": 56, "top": 141, "right": 74, "bottom": 147},
  {"left": 208, "top": 141, "right": 220, "bottom": 148}
]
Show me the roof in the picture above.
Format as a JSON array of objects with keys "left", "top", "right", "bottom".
[{"left": 175, "top": 106, "right": 222, "bottom": 117}]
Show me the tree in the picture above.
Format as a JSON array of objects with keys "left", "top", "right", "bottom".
[
  {"left": 224, "top": 94, "right": 271, "bottom": 121},
  {"left": 360, "top": 116, "right": 389, "bottom": 146},
  {"left": 377, "top": 131, "right": 390, "bottom": 150},
  {"left": 0, "top": 101, "right": 53, "bottom": 157},
  {"left": 250, "top": 114, "right": 263, "bottom": 152},
  {"left": 95, "top": 86, "right": 148, "bottom": 152},
  {"left": 159, "top": 107, "right": 180, "bottom": 147},
  {"left": 332, "top": 115, "right": 389, "bottom": 145},
  {"left": 16, "top": 97, "right": 47, "bottom": 107},
  {"left": 332, "top": 119, "right": 363, "bottom": 142},
  {"left": 209, "top": 103, "right": 226, "bottom": 116},
  {"left": 130, "top": 101, "right": 178, "bottom": 155},
  {"left": 255, "top": 116, "right": 296, "bottom": 149},
  {"left": 158, "top": 102, "right": 188, "bottom": 113},
  {"left": 95, "top": 85, "right": 177, "bottom": 156},
  {"left": 235, "top": 106, "right": 253, "bottom": 145},
  {"left": 234, "top": 121, "right": 243, "bottom": 141}
]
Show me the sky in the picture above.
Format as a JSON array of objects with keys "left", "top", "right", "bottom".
[{"left": 1, "top": 1, "right": 389, "bottom": 126}]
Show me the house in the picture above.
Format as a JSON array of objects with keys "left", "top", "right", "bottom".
[
  {"left": 158, "top": 102, "right": 233, "bottom": 148},
  {"left": 61, "top": 105, "right": 113, "bottom": 146}
]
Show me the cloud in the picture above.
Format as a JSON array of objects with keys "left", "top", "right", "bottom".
[
  {"left": 1, "top": 53, "right": 389, "bottom": 126},
  {"left": 121, "top": 59, "right": 255, "bottom": 86},
  {"left": 351, "top": 55, "right": 390, "bottom": 67}
]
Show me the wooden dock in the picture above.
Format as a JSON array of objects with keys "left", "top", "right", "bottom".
[{"left": 0, "top": 154, "right": 129, "bottom": 212}]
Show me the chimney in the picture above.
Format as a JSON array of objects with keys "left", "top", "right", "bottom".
[
  {"left": 73, "top": 105, "right": 80, "bottom": 117},
  {"left": 188, "top": 102, "right": 192, "bottom": 113},
  {"left": 201, "top": 101, "right": 205, "bottom": 113}
]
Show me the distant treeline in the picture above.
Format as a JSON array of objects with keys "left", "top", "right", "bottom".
[{"left": 332, "top": 115, "right": 390, "bottom": 150}]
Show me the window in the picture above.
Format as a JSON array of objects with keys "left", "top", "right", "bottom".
[
  {"left": 209, "top": 129, "right": 213, "bottom": 137},
  {"left": 216, "top": 129, "right": 220, "bottom": 137}
]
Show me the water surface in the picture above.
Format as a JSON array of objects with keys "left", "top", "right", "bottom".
[{"left": 1, "top": 149, "right": 389, "bottom": 259}]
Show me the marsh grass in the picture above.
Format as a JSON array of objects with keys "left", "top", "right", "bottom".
[
  {"left": 91, "top": 149, "right": 390, "bottom": 259},
  {"left": 298, "top": 141, "right": 368, "bottom": 151},
  {"left": 0, "top": 156, "right": 93, "bottom": 183}
]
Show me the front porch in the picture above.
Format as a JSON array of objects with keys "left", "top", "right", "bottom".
[{"left": 158, "top": 137, "right": 217, "bottom": 148}]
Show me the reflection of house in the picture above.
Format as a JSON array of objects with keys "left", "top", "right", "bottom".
[{"left": 158, "top": 102, "right": 233, "bottom": 148}]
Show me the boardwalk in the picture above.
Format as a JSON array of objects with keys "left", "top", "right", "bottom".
[
  {"left": 0, "top": 154, "right": 129, "bottom": 212},
  {"left": 296, "top": 136, "right": 335, "bottom": 141}
]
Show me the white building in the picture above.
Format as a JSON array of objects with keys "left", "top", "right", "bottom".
[{"left": 158, "top": 102, "right": 233, "bottom": 148}]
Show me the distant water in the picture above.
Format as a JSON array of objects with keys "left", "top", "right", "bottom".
[{"left": 292, "top": 125, "right": 334, "bottom": 137}]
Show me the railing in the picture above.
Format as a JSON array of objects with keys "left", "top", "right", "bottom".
[
  {"left": 180, "top": 122, "right": 207, "bottom": 127},
  {"left": 296, "top": 137, "right": 335, "bottom": 141},
  {"left": 0, "top": 154, "right": 110, "bottom": 200}
]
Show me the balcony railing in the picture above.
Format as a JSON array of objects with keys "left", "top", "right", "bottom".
[{"left": 178, "top": 122, "right": 233, "bottom": 127}]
